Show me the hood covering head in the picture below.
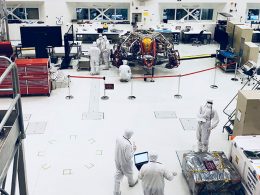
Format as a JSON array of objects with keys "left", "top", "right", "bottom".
[
  {"left": 123, "top": 129, "right": 134, "bottom": 139},
  {"left": 149, "top": 152, "right": 158, "bottom": 161}
]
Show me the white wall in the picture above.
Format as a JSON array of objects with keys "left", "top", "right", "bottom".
[{"left": 5, "top": 0, "right": 260, "bottom": 41}]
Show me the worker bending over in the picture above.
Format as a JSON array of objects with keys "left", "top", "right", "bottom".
[{"left": 119, "top": 60, "right": 132, "bottom": 82}]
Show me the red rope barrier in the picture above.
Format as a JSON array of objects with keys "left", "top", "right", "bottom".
[
  {"left": 69, "top": 75, "right": 105, "bottom": 80},
  {"left": 132, "top": 62, "right": 236, "bottom": 79},
  {"left": 68, "top": 62, "right": 236, "bottom": 80},
  {"left": 132, "top": 75, "right": 179, "bottom": 79}
]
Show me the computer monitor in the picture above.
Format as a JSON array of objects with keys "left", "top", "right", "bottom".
[
  {"left": 20, "top": 26, "right": 62, "bottom": 58},
  {"left": 134, "top": 152, "right": 149, "bottom": 170},
  {"left": 250, "top": 15, "right": 259, "bottom": 20}
]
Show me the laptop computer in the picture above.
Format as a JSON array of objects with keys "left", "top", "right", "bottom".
[{"left": 134, "top": 152, "right": 149, "bottom": 171}]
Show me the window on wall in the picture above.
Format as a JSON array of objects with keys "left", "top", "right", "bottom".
[
  {"left": 90, "top": 8, "right": 101, "bottom": 20},
  {"left": 26, "top": 8, "right": 40, "bottom": 20},
  {"left": 76, "top": 8, "right": 129, "bottom": 21},
  {"left": 247, "top": 9, "right": 260, "bottom": 20},
  {"left": 189, "top": 9, "right": 201, "bottom": 20},
  {"left": 76, "top": 8, "right": 89, "bottom": 20},
  {"left": 201, "top": 9, "right": 213, "bottom": 20},
  {"left": 164, "top": 9, "right": 175, "bottom": 20},
  {"left": 7, "top": 7, "right": 39, "bottom": 20},
  {"left": 115, "top": 9, "right": 128, "bottom": 20},
  {"left": 105, "top": 8, "right": 115, "bottom": 20},
  {"left": 7, "top": 8, "right": 13, "bottom": 20},
  {"left": 163, "top": 8, "right": 214, "bottom": 21},
  {"left": 176, "top": 9, "right": 188, "bottom": 20},
  {"left": 13, "top": 8, "right": 26, "bottom": 19}
]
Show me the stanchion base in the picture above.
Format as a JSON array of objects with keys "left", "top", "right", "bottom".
[
  {"left": 128, "top": 96, "right": 136, "bottom": 100},
  {"left": 210, "top": 85, "right": 218, "bottom": 89},
  {"left": 101, "top": 96, "right": 109, "bottom": 100},
  {"left": 231, "top": 78, "right": 238, "bottom": 81},
  {"left": 174, "top": 94, "right": 182, "bottom": 99},
  {"left": 65, "top": 95, "right": 74, "bottom": 100}
]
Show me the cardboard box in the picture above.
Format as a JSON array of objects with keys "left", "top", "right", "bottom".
[
  {"left": 234, "top": 90, "right": 260, "bottom": 136},
  {"left": 226, "top": 21, "right": 244, "bottom": 47},
  {"left": 242, "top": 42, "right": 259, "bottom": 65},
  {"left": 233, "top": 25, "right": 253, "bottom": 54}
]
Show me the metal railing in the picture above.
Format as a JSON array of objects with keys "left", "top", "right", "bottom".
[
  {"left": 0, "top": 56, "right": 28, "bottom": 195},
  {"left": 223, "top": 78, "right": 260, "bottom": 118},
  {"left": 0, "top": 56, "right": 25, "bottom": 138},
  {"left": 222, "top": 77, "right": 260, "bottom": 137}
]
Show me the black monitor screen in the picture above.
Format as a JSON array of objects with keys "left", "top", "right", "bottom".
[{"left": 20, "top": 26, "right": 62, "bottom": 47}]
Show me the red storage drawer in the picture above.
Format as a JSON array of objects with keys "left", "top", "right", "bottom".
[
  {"left": 17, "top": 67, "right": 26, "bottom": 76},
  {"left": 26, "top": 66, "right": 48, "bottom": 75},
  {"left": 28, "top": 87, "right": 50, "bottom": 95},
  {"left": 19, "top": 80, "right": 27, "bottom": 88},
  {"left": 0, "top": 58, "right": 51, "bottom": 96},
  {"left": 0, "top": 59, "right": 11, "bottom": 68},
  {"left": 27, "top": 78, "right": 49, "bottom": 87},
  {"left": 15, "top": 58, "right": 49, "bottom": 66}
]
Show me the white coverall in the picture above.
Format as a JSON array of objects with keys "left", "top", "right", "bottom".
[
  {"left": 96, "top": 36, "right": 103, "bottom": 65},
  {"left": 197, "top": 104, "right": 219, "bottom": 152},
  {"left": 101, "top": 36, "right": 110, "bottom": 69},
  {"left": 114, "top": 136, "right": 136, "bottom": 195},
  {"left": 89, "top": 43, "right": 101, "bottom": 75},
  {"left": 139, "top": 162, "right": 174, "bottom": 195},
  {"left": 119, "top": 63, "right": 131, "bottom": 82}
]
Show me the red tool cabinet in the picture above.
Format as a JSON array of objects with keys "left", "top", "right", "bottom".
[
  {"left": 0, "top": 58, "right": 51, "bottom": 96},
  {"left": 0, "top": 41, "right": 13, "bottom": 58}
]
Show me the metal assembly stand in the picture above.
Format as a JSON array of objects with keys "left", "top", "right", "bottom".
[{"left": 0, "top": 56, "right": 29, "bottom": 195}]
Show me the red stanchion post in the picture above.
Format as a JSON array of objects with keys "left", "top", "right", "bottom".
[
  {"left": 101, "top": 77, "right": 109, "bottom": 100},
  {"left": 128, "top": 77, "right": 136, "bottom": 100},
  {"left": 65, "top": 75, "right": 74, "bottom": 100},
  {"left": 174, "top": 75, "right": 182, "bottom": 99}
]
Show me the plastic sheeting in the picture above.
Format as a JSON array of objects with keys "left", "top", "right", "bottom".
[{"left": 182, "top": 151, "right": 243, "bottom": 195}]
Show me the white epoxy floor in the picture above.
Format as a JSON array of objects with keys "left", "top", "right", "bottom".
[{"left": 1, "top": 43, "right": 260, "bottom": 195}]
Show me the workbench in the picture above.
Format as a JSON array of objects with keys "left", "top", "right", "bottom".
[{"left": 182, "top": 30, "right": 212, "bottom": 44}]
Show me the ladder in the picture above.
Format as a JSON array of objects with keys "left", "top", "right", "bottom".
[{"left": 223, "top": 78, "right": 260, "bottom": 139}]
